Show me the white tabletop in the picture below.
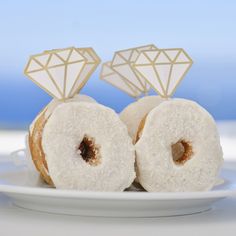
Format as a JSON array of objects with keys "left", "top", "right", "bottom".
[{"left": 0, "top": 122, "right": 236, "bottom": 236}]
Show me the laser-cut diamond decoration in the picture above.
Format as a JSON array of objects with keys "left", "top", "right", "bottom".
[
  {"left": 100, "top": 61, "right": 141, "bottom": 98},
  {"left": 133, "top": 48, "right": 193, "bottom": 98},
  {"left": 69, "top": 47, "right": 101, "bottom": 97},
  {"left": 111, "top": 44, "right": 158, "bottom": 94},
  {"left": 24, "top": 47, "right": 100, "bottom": 100}
]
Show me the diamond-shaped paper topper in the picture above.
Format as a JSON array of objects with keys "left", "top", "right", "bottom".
[
  {"left": 111, "top": 44, "right": 158, "bottom": 94},
  {"left": 24, "top": 47, "right": 100, "bottom": 100},
  {"left": 100, "top": 61, "right": 142, "bottom": 98},
  {"left": 133, "top": 48, "right": 193, "bottom": 98},
  {"left": 69, "top": 47, "right": 101, "bottom": 97}
]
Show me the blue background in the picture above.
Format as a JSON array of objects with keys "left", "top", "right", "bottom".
[{"left": 0, "top": 1, "right": 235, "bottom": 128}]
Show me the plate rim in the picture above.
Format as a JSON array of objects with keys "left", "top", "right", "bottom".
[
  {"left": 0, "top": 160, "right": 235, "bottom": 201},
  {"left": 0, "top": 184, "right": 233, "bottom": 200}
]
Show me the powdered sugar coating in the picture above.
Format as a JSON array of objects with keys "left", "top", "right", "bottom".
[
  {"left": 42, "top": 102, "right": 136, "bottom": 191},
  {"left": 45, "top": 94, "right": 97, "bottom": 117},
  {"left": 29, "top": 94, "right": 96, "bottom": 134},
  {"left": 120, "top": 96, "right": 166, "bottom": 140},
  {"left": 135, "top": 99, "right": 223, "bottom": 192}
]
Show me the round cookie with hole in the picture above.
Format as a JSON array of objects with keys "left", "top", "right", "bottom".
[
  {"left": 28, "top": 96, "right": 136, "bottom": 191},
  {"left": 135, "top": 99, "right": 223, "bottom": 192}
]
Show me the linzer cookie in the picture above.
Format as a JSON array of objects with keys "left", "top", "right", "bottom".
[
  {"left": 24, "top": 47, "right": 135, "bottom": 191},
  {"left": 100, "top": 45, "right": 223, "bottom": 191}
]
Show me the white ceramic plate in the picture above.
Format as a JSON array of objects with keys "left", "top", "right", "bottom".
[{"left": 0, "top": 158, "right": 235, "bottom": 217}]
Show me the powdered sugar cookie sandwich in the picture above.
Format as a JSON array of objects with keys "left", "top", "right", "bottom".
[
  {"left": 135, "top": 99, "right": 223, "bottom": 192},
  {"left": 40, "top": 101, "right": 135, "bottom": 191},
  {"left": 24, "top": 47, "right": 136, "bottom": 191},
  {"left": 133, "top": 47, "right": 223, "bottom": 191}
]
